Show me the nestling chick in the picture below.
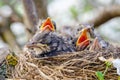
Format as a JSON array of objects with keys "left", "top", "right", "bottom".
[
  {"left": 75, "top": 24, "right": 109, "bottom": 51},
  {"left": 24, "top": 17, "right": 75, "bottom": 58}
]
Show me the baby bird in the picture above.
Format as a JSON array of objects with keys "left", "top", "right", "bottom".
[
  {"left": 75, "top": 25, "right": 109, "bottom": 51},
  {"left": 24, "top": 17, "right": 75, "bottom": 58}
]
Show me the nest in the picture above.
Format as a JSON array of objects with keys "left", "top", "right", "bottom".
[{"left": 7, "top": 45, "right": 120, "bottom": 80}]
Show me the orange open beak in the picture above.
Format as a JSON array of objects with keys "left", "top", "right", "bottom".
[
  {"left": 76, "top": 28, "right": 90, "bottom": 50},
  {"left": 40, "top": 17, "right": 55, "bottom": 31},
  {"left": 76, "top": 28, "right": 89, "bottom": 45}
]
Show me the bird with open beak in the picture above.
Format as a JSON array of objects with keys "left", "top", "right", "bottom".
[
  {"left": 76, "top": 27, "right": 91, "bottom": 51},
  {"left": 24, "top": 17, "right": 75, "bottom": 58},
  {"left": 40, "top": 17, "right": 56, "bottom": 32},
  {"left": 75, "top": 24, "right": 109, "bottom": 51}
]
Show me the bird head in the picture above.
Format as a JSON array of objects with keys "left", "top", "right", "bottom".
[{"left": 40, "top": 17, "right": 55, "bottom": 31}]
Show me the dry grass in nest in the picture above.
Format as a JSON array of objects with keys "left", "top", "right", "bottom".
[{"left": 8, "top": 45, "right": 120, "bottom": 80}]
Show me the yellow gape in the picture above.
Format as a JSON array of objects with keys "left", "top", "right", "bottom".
[
  {"left": 76, "top": 28, "right": 89, "bottom": 46},
  {"left": 40, "top": 17, "right": 55, "bottom": 31}
]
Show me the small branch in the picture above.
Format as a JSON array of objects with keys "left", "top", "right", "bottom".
[
  {"left": 22, "top": 0, "right": 48, "bottom": 39},
  {"left": 34, "top": 0, "right": 48, "bottom": 19},
  {"left": 87, "top": 5, "right": 120, "bottom": 28},
  {"left": 22, "top": 0, "right": 39, "bottom": 35}
]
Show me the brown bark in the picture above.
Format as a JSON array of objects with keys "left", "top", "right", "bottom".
[
  {"left": 22, "top": 0, "right": 48, "bottom": 39},
  {"left": 87, "top": 5, "right": 120, "bottom": 28},
  {"left": 34, "top": 0, "right": 48, "bottom": 19},
  {"left": 22, "top": 0, "right": 39, "bottom": 36}
]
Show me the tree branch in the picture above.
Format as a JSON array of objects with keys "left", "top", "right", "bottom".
[
  {"left": 22, "top": 0, "right": 48, "bottom": 38},
  {"left": 34, "top": 0, "right": 48, "bottom": 19},
  {"left": 22, "top": 0, "right": 39, "bottom": 35},
  {"left": 87, "top": 5, "right": 120, "bottom": 28}
]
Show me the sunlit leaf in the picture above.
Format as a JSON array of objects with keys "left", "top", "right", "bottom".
[
  {"left": 95, "top": 71, "right": 104, "bottom": 80},
  {"left": 105, "top": 61, "right": 112, "bottom": 67},
  {"left": 6, "top": 54, "right": 18, "bottom": 66}
]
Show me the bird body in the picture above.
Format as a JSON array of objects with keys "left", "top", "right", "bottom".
[{"left": 25, "top": 30, "right": 75, "bottom": 57}]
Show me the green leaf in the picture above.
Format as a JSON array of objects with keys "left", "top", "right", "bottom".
[
  {"left": 105, "top": 61, "right": 112, "bottom": 67},
  {"left": 6, "top": 54, "right": 18, "bottom": 66},
  {"left": 95, "top": 71, "right": 104, "bottom": 80}
]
